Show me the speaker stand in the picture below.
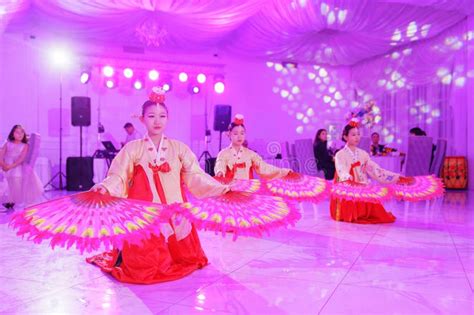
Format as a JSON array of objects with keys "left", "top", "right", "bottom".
[
  {"left": 45, "top": 76, "right": 66, "bottom": 190},
  {"left": 198, "top": 150, "right": 213, "bottom": 162},
  {"left": 80, "top": 126, "right": 83, "bottom": 157}
]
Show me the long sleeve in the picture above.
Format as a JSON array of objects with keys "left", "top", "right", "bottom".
[
  {"left": 214, "top": 150, "right": 226, "bottom": 175},
  {"left": 366, "top": 159, "right": 399, "bottom": 184},
  {"left": 334, "top": 151, "right": 352, "bottom": 182},
  {"left": 251, "top": 151, "right": 290, "bottom": 180},
  {"left": 180, "top": 144, "right": 229, "bottom": 198},
  {"left": 101, "top": 144, "right": 136, "bottom": 197}
]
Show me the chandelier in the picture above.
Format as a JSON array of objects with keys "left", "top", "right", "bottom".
[{"left": 135, "top": 19, "right": 168, "bottom": 47}]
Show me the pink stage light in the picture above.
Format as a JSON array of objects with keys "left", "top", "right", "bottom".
[
  {"left": 102, "top": 66, "right": 114, "bottom": 77},
  {"left": 123, "top": 68, "right": 134, "bottom": 78},
  {"left": 80, "top": 71, "right": 90, "bottom": 84},
  {"left": 163, "top": 82, "right": 171, "bottom": 91},
  {"left": 197, "top": 73, "right": 206, "bottom": 84},
  {"left": 214, "top": 81, "right": 225, "bottom": 94},
  {"left": 105, "top": 79, "right": 115, "bottom": 89},
  {"left": 148, "top": 70, "right": 159, "bottom": 81},
  {"left": 133, "top": 80, "right": 143, "bottom": 90},
  {"left": 178, "top": 72, "right": 188, "bottom": 82}
]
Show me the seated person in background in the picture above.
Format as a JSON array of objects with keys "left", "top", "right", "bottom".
[
  {"left": 121, "top": 122, "right": 142, "bottom": 147},
  {"left": 370, "top": 132, "right": 398, "bottom": 156},
  {"left": 313, "top": 128, "right": 335, "bottom": 180}
]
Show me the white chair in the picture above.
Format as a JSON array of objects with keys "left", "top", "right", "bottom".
[
  {"left": 430, "top": 139, "right": 447, "bottom": 176},
  {"left": 25, "top": 133, "right": 41, "bottom": 167},
  {"left": 23, "top": 133, "right": 45, "bottom": 205},
  {"left": 359, "top": 136, "right": 371, "bottom": 153},
  {"left": 294, "top": 139, "right": 324, "bottom": 177},
  {"left": 404, "top": 136, "right": 433, "bottom": 176},
  {"left": 284, "top": 141, "right": 300, "bottom": 172}
]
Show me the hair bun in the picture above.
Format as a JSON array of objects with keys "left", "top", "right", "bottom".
[
  {"left": 149, "top": 86, "right": 166, "bottom": 103},
  {"left": 233, "top": 114, "right": 244, "bottom": 125},
  {"left": 348, "top": 118, "right": 359, "bottom": 128}
]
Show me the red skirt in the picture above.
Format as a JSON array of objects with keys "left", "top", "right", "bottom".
[
  {"left": 86, "top": 225, "right": 208, "bottom": 284},
  {"left": 86, "top": 164, "right": 208, "bottom": 284},
  {"left": 329, "top": 197, "right": 396, "bottom": 224}
]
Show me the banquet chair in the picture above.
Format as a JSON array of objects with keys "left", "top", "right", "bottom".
[
  {"left": 430, "top": 139, "right": 447, "bottom": 176},
  {"left": 404, "top": 136, "right": 433, "bottom": 176}
]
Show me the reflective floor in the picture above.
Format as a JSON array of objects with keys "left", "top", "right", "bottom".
[{"left": 0, "top": 190, "right": 473, "bottom": 314}]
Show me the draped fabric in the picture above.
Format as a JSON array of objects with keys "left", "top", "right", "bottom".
[{"left": 1, "top": 1, "right": 472, "bottom": 65}]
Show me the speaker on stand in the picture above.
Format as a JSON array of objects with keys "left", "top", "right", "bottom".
[
  {"left": 213, "top": 104, "right": 232, "bottom": 151},
  {"left": 67, "top": 97, "right": 93, "bottom": 191},
  {"left": 71, "top": 96, "right": 91, "bottom": 157}
]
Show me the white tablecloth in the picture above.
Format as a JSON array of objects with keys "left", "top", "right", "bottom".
[
  {"left": 372, "top": 156, "right": 403, "bottom": 173},
  {"left": 34, "top": 157, "right": 52, "bottom": 187},
  {"left": 93, "top": 158, "right": 109, "bottom": 183}
]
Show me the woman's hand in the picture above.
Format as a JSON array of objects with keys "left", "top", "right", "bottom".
[
  {"left": 90, "top": 184, "right": 109, "bottom": 195},
  {"left": 215, "top": 171, "right": 224, "bottom": 177}
]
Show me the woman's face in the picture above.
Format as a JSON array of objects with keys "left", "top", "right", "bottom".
[
  {"left": 319, "top": 130, "right": 328, "bottom": 141},
  {"left": 344, "top": 128, "right": 361, "bottom": 146},
  {"left": 140, "top": 104, "right": 168, "bottom": 137},
  {"left": 229, "top": 125, "right": 246, "bottom": 146},
  {"left": 13, "top": 127, "right": 25, "bottom": 142}
]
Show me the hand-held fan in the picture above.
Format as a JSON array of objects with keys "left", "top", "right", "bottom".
[
  {"left": 390, "top": 175, "right": 445, "bottom": 201},
  {"left": 331, "top": 181, "right": 393, "bottom": 203},
  {"left": 264, "top": 172, "right": 331, "bottom": 203},
  {"left": 10, "top": 191, "right": 167, "bottom": 253},
  {"left": 169, "top": 191, "right": 301, "bottom": 240}
]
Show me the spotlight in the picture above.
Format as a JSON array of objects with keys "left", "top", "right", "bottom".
[
  {"left": 102, "top": 66, "right": 114, "bottom": 77},
  {"left": 148, "top": 69, "right": 159, "bottom": 81},
  {"left": 163, "top": 82, "right": 171, "bottom": 91},
  {"left": 50, "top": 47, "right": 71, "bottom": 67},
  {"left": 105, "top": 79, "right": 115, "bottom": 89},
  {"left": 133, "top": 79, "right": 143, "bottom": 90},
  {"left": 214, "top": 81, "right": 225, "bottom": 94},
  {"left": 178, "top": 72, "right": 188, "bottom": 82},
  {"left": 80, "top": 71, "right": 90, "bottom": 84},
  {"left": 123, "top": 68, "right": 133, "bottom": 78},
  {"left": 197, "top": 73, "right": 206, "bottom": 84},
  {"left": 188, "top": 83, "right": 200, "bottom": 94}
]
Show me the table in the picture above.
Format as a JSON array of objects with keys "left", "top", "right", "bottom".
[{"left": 34, "top": 157, "right": 52, "bottom": 186}]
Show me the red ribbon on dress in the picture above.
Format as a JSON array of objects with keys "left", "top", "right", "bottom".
[
  {"left": 349, "top": 161, "right": 361, "bottom": 183},
  {"left": 149, "top": 162, "right": 171, "bottom": 203},
  {"left": 225, "top": 162, "right": 246, "bottom": 179}
]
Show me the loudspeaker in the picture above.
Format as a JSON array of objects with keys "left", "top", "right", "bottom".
[
  {"left": 205, "top": 158, "right": 216, "bottom": 176},
  {"left": 66, "top": 157, "right": 94, "bottom": 191},
  {"left": 213, "top": 105, "right": 231, "bottom": 132},
  {"left": 71, "top": 97, "right": 91, "bottom": 126}
]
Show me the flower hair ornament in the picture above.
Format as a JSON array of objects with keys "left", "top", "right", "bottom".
[
  {"left": 149, "top": 86, "right": 166, "bottom": 103},
  {"left": 348, "top": 118, "right": 359, "bottom": 128},
  {"left": 233, "top": 114, "right": 244, "bottom": 125}
]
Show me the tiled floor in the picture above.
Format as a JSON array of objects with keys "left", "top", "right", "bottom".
[{"left": 0, "top": 191, "right": 473, "bottom": 314}]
